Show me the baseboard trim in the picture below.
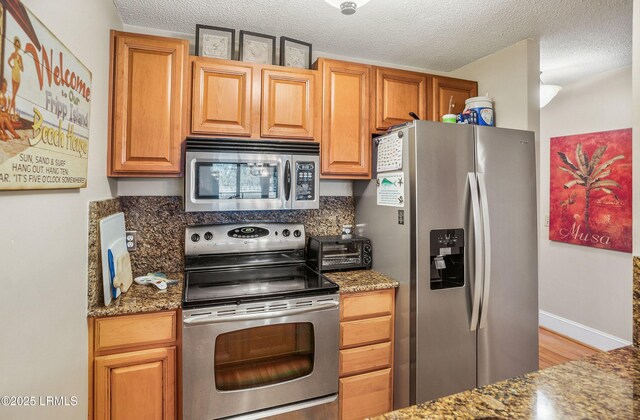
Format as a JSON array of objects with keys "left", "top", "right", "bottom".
[{"left": 539, "top": 310, "right": 632, "bottom": 351}]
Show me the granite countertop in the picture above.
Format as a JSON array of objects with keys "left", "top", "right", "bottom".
[
  {"left": 87, "top": 272, "right": 183, "bottom": 318},
  {"left": 87, "top": 269, "right": 397, "bottom": 317},
  {"left": 324, "top": 270, "right": 399, "bottom": 293},
  {"left": 374, "top": 346, "right": 640, "bottom": 419}
]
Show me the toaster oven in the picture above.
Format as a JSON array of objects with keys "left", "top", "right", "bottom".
[{"left": 307, "top": 235, "right": 372, "bottom": 272}]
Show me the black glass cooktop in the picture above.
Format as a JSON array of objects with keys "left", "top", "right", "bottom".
[{"left": 183, "top": 264, "right": 338, "bottom": 308}]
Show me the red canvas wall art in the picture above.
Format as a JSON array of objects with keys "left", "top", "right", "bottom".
[{"left": 549, "top": 128, "right": 632, "bottom": 252}]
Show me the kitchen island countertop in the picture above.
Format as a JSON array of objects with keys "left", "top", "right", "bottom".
[
  {"left": 324, "top": 269, "right": 399, "bottom": 293},
  {"left": 374, "top": 346, "right": 640, "bottom": 419},
  {"left": 87, "top": 272, "right": 183, "bottom": 318}
]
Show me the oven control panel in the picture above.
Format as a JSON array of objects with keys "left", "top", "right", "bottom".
[
  {"left": 227, "top": 226, "right": 270, "bottom": 239},
  {"left": 185, "top": 223, "right": 305, "bottom": 256},
  {"left": 295, "top": 162, "right": 315, "bottom": 201}
]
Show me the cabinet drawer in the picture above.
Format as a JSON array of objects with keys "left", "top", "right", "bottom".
[
  {"left": 94, "top": 311, "right": 177, "bottom": 353},
  {"left": 340, "top": 289, "right": 393, "bottom": 321},
  {"left": 340, "top": 341, "right": 392, "bottom": 377},
  {"left": 339, "top": 368, "right": 392, "bottom": 420},
  {"left": 340, "top": 315, "right": 392, "bottom": 349}
]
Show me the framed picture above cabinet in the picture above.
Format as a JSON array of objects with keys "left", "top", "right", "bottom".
[
  {"left": 280, "top": 36, "right": 312, "bottom": 69},
  {"left": 195, "top": 24, "right": 235, "bottom": 60},
  {"left": 239, "top": 30, "right": 276, "bottom": 64}
]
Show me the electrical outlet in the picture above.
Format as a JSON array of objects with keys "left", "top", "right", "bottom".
[
  {"left": 544, "top": 215, "right": 549, "bottom": 227},
  {"left": 126, "top": 231, "right": 138, "bottom": 251}
]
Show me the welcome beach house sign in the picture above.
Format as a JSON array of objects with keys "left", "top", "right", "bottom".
[{"left": 0, "top": 0, "right": 91, "bottom": 190}]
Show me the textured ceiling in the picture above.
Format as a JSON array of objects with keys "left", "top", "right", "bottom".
[{"left": 113, "top": 0, "right": 632, "bottom": 86}]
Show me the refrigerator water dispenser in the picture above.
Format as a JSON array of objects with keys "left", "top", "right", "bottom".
[{"left": 429, "top": 229, "right": 464, "bottom": 289}]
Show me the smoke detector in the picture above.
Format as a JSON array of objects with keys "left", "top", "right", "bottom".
[{"left": 324, "top": 0, "right": 372, "bottom": 15}]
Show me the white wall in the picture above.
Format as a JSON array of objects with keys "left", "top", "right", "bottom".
[
  {"left": 452, "top": 39, "right": 540, "bottom": 135},
  {"left": 538, "top": 66, "right": 633, "bottom": 348},
  {"left": 0, "top": 1, "right": 122, "bottom": 419}
]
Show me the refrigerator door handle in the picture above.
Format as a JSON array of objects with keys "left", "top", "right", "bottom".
[
  {"left": 477, "top": 173, "right": 492, "bottom": 329},
  {"left": 468, "top": 172, "right": 483, "bottom": 331}
]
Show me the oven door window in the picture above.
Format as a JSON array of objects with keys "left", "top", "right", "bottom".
[
  {"left": 214, "top": 323, "right": 314, "bottom": 391},
  {"left": 195, "top": 162, "right": 279, "bottom": 200}
]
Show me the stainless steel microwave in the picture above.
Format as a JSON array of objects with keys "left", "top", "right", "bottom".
[{"left": 184, "top": 139, "right": 320, "bottom": 212}]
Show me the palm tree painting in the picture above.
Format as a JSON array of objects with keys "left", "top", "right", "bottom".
[
  {"left": 549, "top": 128, "right": 632, "bottom": 253},
  {"left": 556, "top": 142, "right": 623, "bottom": 229}
]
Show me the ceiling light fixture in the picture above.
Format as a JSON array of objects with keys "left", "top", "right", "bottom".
[
  {"left": 539, "top": 72, "right": 562, "bottom": 108},
  {"left": 324, "top": 0, "right": 371, "bottom": 15}
]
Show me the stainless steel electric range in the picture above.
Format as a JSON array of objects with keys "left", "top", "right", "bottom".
[{"left": 182, "top": 222, "right": 340, "bottom": 420}]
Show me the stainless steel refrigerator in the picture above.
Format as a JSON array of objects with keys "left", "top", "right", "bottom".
[{"left": 354, "top": 121, "right": 538, "bottom": 409}]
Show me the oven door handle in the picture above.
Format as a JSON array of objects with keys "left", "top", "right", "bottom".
[{"left": 183, "top": 301, "right": 339, "bottom": 325}]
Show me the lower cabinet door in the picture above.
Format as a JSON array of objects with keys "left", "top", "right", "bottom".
[
  {"left": 94, "top": 347, "right": 176, "bottom": 420},
  {"left": 339, "top": 368, "right": 392, "bottom": 420}
]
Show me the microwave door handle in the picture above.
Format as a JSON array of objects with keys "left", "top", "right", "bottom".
[{"left": 284, "top": 159, "right": 292, "bottom": 201}]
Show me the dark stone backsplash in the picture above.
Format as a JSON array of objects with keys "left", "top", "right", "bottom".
[
  {"left": 88, "top": 196, "right": 354, "bottom": 312},
  {"left": 87, "top": 197, "right": 123, "bottom": 313}
]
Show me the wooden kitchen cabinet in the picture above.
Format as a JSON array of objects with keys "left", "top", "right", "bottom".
[
  {"left": 108, "top": 31, "right": 188, "bottom": 177},
  {"left": 191, "top": 58, "right": 256, "bottom": 137},
  {"left": 339, "top": 288, "right": 395, "bottom": 419},
  {"left": 372, "top": 67, "right": 428, "bottom": 131},
  {"left": 316, "top": 58, "right": 371, "bottom": 179},
  {"left": 190, "top": 57, "right": 318, "bottom": 141},
  {"left": 94, "top": 347, "right": 176, "bottom": 420},
  {"left": 431, "top": 75, "right": 478, "bottom": 122},
  {"left": 89, "top": 310, "right": 180, "bottom": 420},
  {"left": 340, "top": 368, "right": 393, "bottom": 420},
  {"left": 260, "top": 68, "right": 319, "bottom": 140},
  {"left": 261, "top": 68, "right": 317, "bottom": 139}
]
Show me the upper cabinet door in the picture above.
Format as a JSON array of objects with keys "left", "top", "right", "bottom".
[
  {"left": 431, "top": 76, "right": 478, "bottom": 122},
  {"left": 373, "top": 67, "right": 427, "bottom": 131},
  {"left": 319, "top": 59, "right": 371, "bottom": 179},
  {"left": 261, "top": 69, "right": 316, "bottom": 140},
  {"left": 109, "top": 32, "right": 187, "bottom": 176},
  {"left": 191, "top": 59, "right": 254, "bottom": 136}
]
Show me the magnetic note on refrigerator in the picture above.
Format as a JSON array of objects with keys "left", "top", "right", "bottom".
[
  {"left": 377, "top": 172, "right": 405, "bottom": 207},
  {"left": 377, "top": 133, "right": 403, "bottom": 172}
]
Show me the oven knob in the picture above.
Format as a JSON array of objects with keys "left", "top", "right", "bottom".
[
  {"left": 364, "top": 256, "right": 372, "bottom": 265},
  {"left": 364, "top": 244, "right": 372, "bottom": 253},
  {"left": 282, "top": 229, "right": 290, "bottom": 237},
  {"left": 293, "top": 230, "right": 302, "bottom": 238},
  {"left": 191, "top": 233, "right": 200, "bottom": 243},
  {"left": 204, "top": 232, "right": 213, "bottom": 241}
]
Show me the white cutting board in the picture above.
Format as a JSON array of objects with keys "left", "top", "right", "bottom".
[{"left": 99, "top": 213, "right": 126, "bottom": 306}]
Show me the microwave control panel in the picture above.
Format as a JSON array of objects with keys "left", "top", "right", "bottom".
[{"left": 295, "top": 162, "right": 315, "bottom": 201}]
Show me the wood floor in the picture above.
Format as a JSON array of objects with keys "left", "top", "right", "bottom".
[{"left": 538, "top": 327, "right": 601, "bottom": 370}]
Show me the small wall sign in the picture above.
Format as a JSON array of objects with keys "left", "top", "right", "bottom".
[
  {"left": 0, "top": 0, "right": 92, "bottom": 190},
  {"left": 549, "top": 128, "right": 632, "bottom": 253},
  {"left": 377, "top": 171, "right": 405, "bottom": 207}
]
